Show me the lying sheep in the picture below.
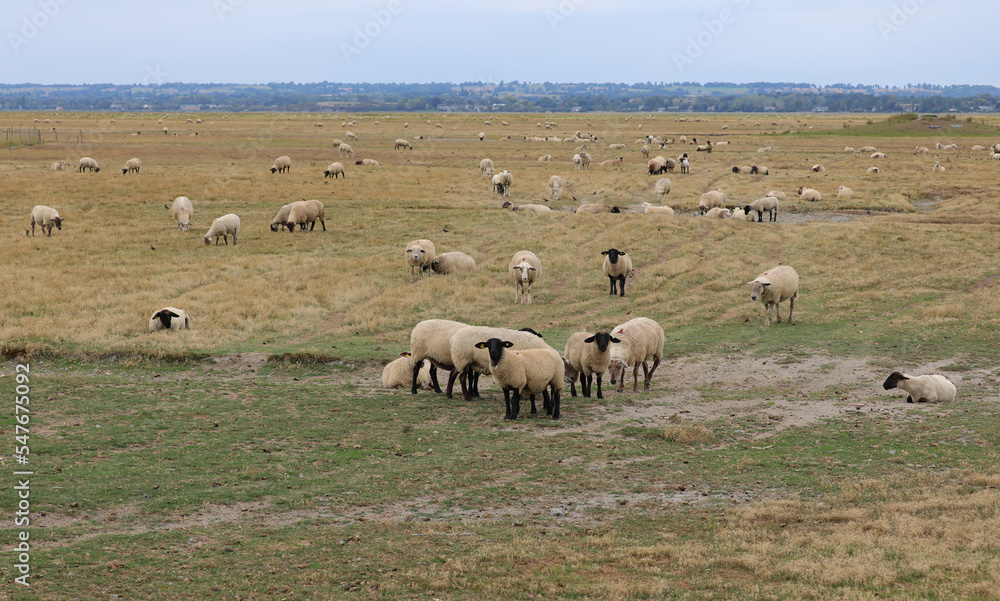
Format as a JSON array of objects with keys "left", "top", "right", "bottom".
[
  {"left": 932, "top": 162, "right": 946, "bottom": 173},
  {"left": 338, "top": 143, "right": 355, "bottom": 158},
  {"left": 29, "top": 205, "right": 63, "bottom": 237},
  {"left": 844, "top": 146, "right": 856, "bottom": 152},
  {"left": 431, "top": 251, "right": 476, "bottom": 275},
  {"left": 641, "top": 202, "right": 674, "bottom": 215},
  {"left": 323, "top": 162, "right": 345, "bottom": 178},
  {"left": 270, "top": 203, "right": 295, "bottom": 232},
  {"left": 882, "top": 371, "right": 957, "bottom": 403},
  {"left": 732, "top": 165, "right": 753, "bottom": 174},
  {"left": 600, "top": 157, "right": 623, "bottom": 168},
  {"left": 203, "top": 214, "right": 240, "bottom": 245},
  {"left": 748, "top": 265, "right": 799, "bottom": 326},
  {"left": 480, "top": 158, "right": 495, "bottom": 178},
  {"left": 575, "top": 204, "right": 621, "bottom": 214},
  {"left": 270, "top": 155, "right": 291, "bottom": 174},
  {"left": 971, "top": 145, "right": 987, "bottom": 151},
  {"left": 510, "top": 250, "right": 541, "bottom": 305},
  {"left": 699, "top": 189, "right": 726, "bottom": 214},
  {"left": 50, "top": 160, "right": 67, "bottom": 170},
  {"left": 409, "top": 319, "right": 468, "bottom": 395},
  {"left": 608, "top": 317, "right": 664, "bottom": 393},
  {"left": 356, "top": 158, "right": 379, "bottom": 166},
  {"left": 405, "top": 239, "right": 436, "bottom": 282},
  {"left": 744, "top": 196, "right": 779, "bottom": 222},
  {"left": 767, "top": 190, "right": 786, "bottom": 201},
  {"left": 78, "top": 157, "right": 100, "bottom": 172},
  {"left": 695, "top": 141, "right": 713, "bottom": 152},
  {"left": 798, "top": 187, "right": 822, "bottom": 202},
  {"left": 837, "top": 185, "right": 855, "bottom": 200},
  {"left": 867, "top": 166, "right": 881, "bottom": 173},
  {"left": 857, "top": 146, "right": 877, "bottom": 153},
  {"left": 382, "top": 352, "right": 433, "bottom": 390},
  {"left": 870, "top": 152, "right": 887, "bottom": 159},
  {"left": 654, "top": 177, "right": 671, "bottom": 201},
  {"left": 914, "top": 146, "right": 930, "bottom": 154},
  {"left": 501, "top": 201, "right": 553, "bottom": 214},
  {"left": 450, "top": 326, "right": 552, "bottom": 401},
  {"left": 751, "top": 165, "right": 769, "bottom": 175},
  {"left": 757, "top": 147, "right": 772, "bottom": 153},
  {"left": 731, "top": 206, "right": 747, "bottom": 220},
  {"left": 704, "top": 207, "right": 731, "bottom": 219},
  {"left": 548, "top": 175, "right": 563, "bottom": 201},
  {"left": 602, "top": 248, "right": 633, "bottom": 297},
  {"left": 148, "top": 307, "right": 191, "bottom": 332},
  {"left": 608, "top": 143, "right": 626, "bottom": 150},
  {"left": 474, "top": 337, "right": 564, "bottom": 420},
  {"left": 394, "top": 138, "right": 412, "bottom": 150},
  {"left": 564, "top": 330, "right": 621, "bottom": 399},
  {"left": 286, "top": 199, "right": 326, "bottom": 232},
  {"left": 170, "top": 196, "right": 194, "bottom": 232},
  {"left": 538, "top": 154, "right": 552, "bottom": 162},
  {"left": 811, "top": 164, "right": 825, "bottom": 173},
  {"left": 122, "top": 157, "right": 141, "bottom": 174}
]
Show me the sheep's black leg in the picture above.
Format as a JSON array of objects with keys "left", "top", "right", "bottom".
[
  {"left": 645, "top": 358, "right": 659, "bottom": 390},
  {"left": 504, "top": 388, "right": 513, "bottom": 419},
  {"left": 570, "top": 374, "right": 578, "bottom": 397},
  {"left": 446, "top": 369, "right": 459, "bottom": 399},
  {"left": 583, "top": 374, "right": 592, "bottom": 398},
  {"left": 471, "top": 372, "right": 481, "bottom": 397},
  {"left": 320, "top": 219, "right": 326, "bottom": 231},
  {"left": 459, "top": 367, "right": 470, "bottom": 400},
  {"left": 429, "top": 365, "right": 442, "bottom": 393},
  {"left": 511, "top": 389, "right": 521, "bottom": 420},
  {"left": 608, "top": 275, "right": 616, "bottom": 295},
  {"left": 618, "top": 275, "right": 626, "bottom": 297},
  {"left": 411, "top": 360, "right": 424, "bottom": 394},
  {"left": 906, "top": 396, "right": 914, "bottom": 403},
  {"left": 552, "top": 387, "right": 560, "bottom": 419},
  {"left": 529, "top": 394, "right": 538, "bottom": 414},
  {"left": 543, "top": 389, "right": 553, "bottom": 415},
  {"left": 596, "top": 375, "right": 603, "bottom": 399}
]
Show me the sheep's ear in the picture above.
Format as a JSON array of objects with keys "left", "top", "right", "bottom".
[
  {"left": 475, "top": 342, "right": 488, "bottom": 349},
  {"left": 618, "top": 251, "right": 627, "bottom": 255},
  {"left": 601, "top": 251, "right": 608, "bottom": 256},
  {"left": 503, "top": 341, "right": 514, "bottom": 348},
  {"left": 528, "top": 267, "right": 537, "bottom": 271},
  {"left": 746, "top": 281, "right": 755, "bottom": 286},
  {"left": 610, "top": 337, "right": 621, "bottom": 344},
  {"left": 762, "top": 282, "right": 772, "bottom": 287},
  {"left": 583, "top": 335, "right": 596, "bottom": 343},
  {"left": 400, "top": 352, "right": 411, "bottom": 358}
]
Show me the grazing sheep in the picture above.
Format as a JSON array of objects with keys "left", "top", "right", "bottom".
[
  {"left": 478, "top": 132, "right": 485, "bottom": 141},
  {"left": 121, "top": 157, "right": 141, "bottom": 174},
  {"left": 564, "top": 330, "right": 621, "bottom": 399},
  {"left": 811, "top": 164, "right": 825, "bottom": 173},
  {"left": 992, "top": 153, "right": 1000, "bottom": 160},
  {"left": 607, "top": 317, "right": 664, "bottom": 393},
  {"left": 269, "top": 203, "right": 295, "bottom": 232},
  {"left": 480, "top": 158, "right": 495, "bottom": 178},
  {"left": 575, "top": 204, "right": 621, "bottom": 214},
  {"left": 405, "top": 239, "right": 436, "bottom": 282},
  {"left": 641, "top": 202, "right": 674, "bottom": 215},
  {"left": 510, "top": 250, "right": 541, "bottom": 305},
  {"left": 28, "top": 205, "right": 63, "bottom": 237},
  {"left": 653, "top": 177, "right": 672, "bottom": 201},
  {"left": 356, "top": 158, "right": 379, "bottom": 166},
  {"left": 744, "top": 196, "right": 779, "bottom": 222},
  {"left": 748, "top": 265, "right": 799, "bottom": 326},
  {"left": 383, "top": 352, "right": 434, "bottom": 390},
  {"left": 170, "top": 196, "right": 194, "bottom": 232},
  {"left": 600, "top": 157, "right": 623, "bottom": 168},
  {"left": 680, "top": 157, "right": 690, "bottom": 174},
  {"left": 270, "top": 155, "right": 292, "bottom": 174},
  {"left": 49, "top": 160, "right": 67, "bottom": 170},
  {"left": 798, "top": 187, "right": 822, "bottom": 202},
  {"left": 751, "top": 165, "right": 769, "bottom": 175},
  {"left": 474, "top": 337, "right": 564, "bottom": 420},
  {"left": 867, "top": 166, "right": 881, "bottom": 173},
  {"left": 431, "top": 251, "right": 476, "bottom": 275},
  {"left": 602, "top": 248, "right": 633, "bottom": 296},
  {"left": 323, "top": 162, "right": 345, "bottom": 178},
  {"left": 698, "top": 189, "right": 726, "bottom": 214},
  {"left": 641, "top": 144, "right": 650, "bottom": 158},
  {"left": 882, "top": 372, "right": 957, "bottom": 403},
  {"left": 332, "top": 138, "right": 344, "bottom": 147},
  {"left": 148, "top": 307, "right": 191, "bottom": 332},
  {"left": 450, "top": 326, "right": 553, "bottom": 401},
  {"left": 870, "top": 152, "right": 887, "bottom": 159},
  {"left": 203, "top": 214, "right": 240, "bottom": 246},
  {"left": 548, "top": 175, "right": 563, "bottom": 201},
  {"left": 704, "top": 207, "right": 731, "bottom": 219},
  {"left": 492, "top": 170, "right": 513, "bottom": 197},
  {"left": 78, "top": 157, "right": 100, "bottom": 172},
  {"left": 286, "top": 200, "right": 326, "bottom": 232},
  {"left": 394, "top": 138, "right": 412, "bottom": 150},
  {"left": 538, "top": 154, "right": 552, "bottom": 162},
  {"left": 837, "top": 185, "right": 854, "bottom": 200},
  {"left": 409, "top": 319, "right": 468, "bottom": 395},
  {"left": 338, "top": 143, "right": 355, "bottom": 158},
  {"left": 501, "top": 201, "right": 553, "bottom": 214},
  {"left": 647, "top": 156, "right": 668, "bottom": 175},
  {"left": 932, "top": 162, "right": 946, "bottom": 172},
  {"left": 345, "top": 131, "right": 358, "bottom": 140},
  {"left": 914, "top": 146, "right": 929, "bottom": 154}
]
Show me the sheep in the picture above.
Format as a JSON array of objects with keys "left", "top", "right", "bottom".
[
  {"left": 993, "top": 153, "right": 1000, "bottom": 161},
  {"left": 695, "top": 141, "right": 713, "bottom": 152},
  {"left": 704, "top": 207, "right": 731, "bottom": 219},
  {"left": 837, "top": 185, "right": 854, "bottom": 200},
  {"left": 679, "top": 135, "right": 687, "bottom": 143},
  {"left": 654, "top": 177, "right": 671, "bottom": 201},
  {"left": 345, "top": 131, "right": 358, "bottom": 140},
  {"left": 323, "top": 162, "right": 345, "bottom": 179},
  {"left": 731, "top": 165, "right": 753, "bottom": 174},
  {"left": 510, "top": 250, "right": 541, "bottom": 305},
  {"left": 332, "top": 138, "right": 345, "bottom": 147},
  {"left": 641, "top": 202, "right": 674, "bottom": 215},
  {"left": 394, "top": 138, "right": 412, "bottom": 150},
  {"left": 501, "top": 201, "right": 553, "bottom": 214},
  {"left": 478, "top": 132, "right": 485, "bottom": 141},
  {"left": 78, "top": 157, "right": 100, "bottom": 172},
  {"left": 757, "top": 147, "right": 772, "bottom": 153},
  {"left": 941, "top": 143, "right": 958, "bottom": 151},
  {"left": 148, "top": 307, "right": 191, "bottom": 332},
  {"left": 932, "top": 162, "right": 946, "bottom": 173},
  {"left": 810, "top": 164, "right": 825, "bottom": 173},
  {"left": 647, "top": 156, "right": 668, "bottom": 175},
  {"left": 766, "top": 190, "right": 786, "bottom": 201},
  {"left": 870, "top": 152, "right": 887, "bottom": 159},
  {"left": 270, "top": 155, "right": 291, "bottom": 174},
  {"left": 971, "top": 145, "right": 987, "bottom": 151},
  {"left": 564, "top": 330, "right": 621, "bottom": 399},
  {"left": 731, "top": 206, "right": 747, "bottom": 220},
  {"left": 867, "top": 166, "right": 881, "bottom": 173},
  {"left": 575, "top": 204, "right": 621, "bottom": 214},
  {"left": 578, "top": 152, "right": 592, "bottom": 170},
  {"left": 600, "top": 157, "right": 623, "bottom": 168},
  {"left": 405, "top": 239, "right": 436, "bottom": 282},
  {"left": 844, "top": 146, "right": 856, "bottom": 152},
  {"left": 28, "top": 205, "right": 63, "bottom": 237},
  {"left": 474, "top": 337, "right": 564, "bottom": 420},
  {"left": 993, "top": 143, "right": 1000, "bottom": 153},
  {"left": 450, "top": 326, "right": 553, "bottom": 401},
  {"left": 607, "top": 317, "right": 664, "bottom": 393},
  {"left": 480, "top": 158, "right": 495, "bottom": 178},
  {"left": 882, "top": 372, "right": 957, "bottom": 403},
  {"left": 857, "top": 146, "right": 877, "bottom": 153},
  {"left": 409, "top": 319, "right": 469, "bottom": 395},
  {"left": 798, "top": 187, "right": 822, "bottom": 202},
  {"left": 744, "top": 196, "right": 779, "bottom": 222},
  {"left": 122, "top": 157, "right": 141, "bottom": 174},
  {"left": 748, "top": 265, "right": 799, "bottom": 326},
  {"left": 492, "top": 170, "right": 513, "bottom": 197},
  {"left": 203, "top": 214, "right": 240, "bottom": 245},
  {"left": 431, "top": 251, "right": 476, "bottom": 275},
  {"left": 356, "top": 159, "right": 379, "bottom": 166},
  {"left": 548, "top": 175, "right": 563, "bottom": 201},
  {"left": 680, "top": 157, "right": 690, "bottom": 174},
  {"left": 338, "top": 143, "right": 355, "bottom": 158},
  {"left": 170, "top": 196, "right": 194, "bottom": 232},
  {"left": 608, "top": 143, "right": 626, "bottom": 150},
  {"left": 914, "top": 146, "right": 929, "bottom": 154},
  {"left": 49, "top": 160, "right": 67, "bottom": 170},
  {"left": 538, "top": 154, "right": 552, "bottom": 162},
  {"left": 573, "top": 154, "right": 583, "bottom": 170},
  {"left": 641, "top": 144, "right": 650, "bottom": 158},
  {"left": 269, "top": 203, "right": 296, "bottom": 232},
  {"left": 698, "top": 189, "right": 726, "bottom": 214},
  {"left": 602, "top": 248, "right": 633, "bottom": 297},
  {"left": 286, "top": 199, "right": 326, "bottom": 232},
  {"left": 382, "top": 352, "right": 433, "bottom": 390},
  {"left": 751, "top": 165, "right": 769, "bottom": 175}
]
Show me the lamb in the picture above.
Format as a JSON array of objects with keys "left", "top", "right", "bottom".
[
  {"left": 704, "top": 207, "right": 731, "bottom": 219},
  {"left": 405, "top": 239, "right": 436, "bottom": 282},
  {"left": 751, "top": 165, "right": 769, "bottom": 175},
  {"left": 501, "top": 201, "right": 553, "bottom": 214},
  {"left": 409, "top": 319, "right": 469, "bottom": 395},
  {"left": 641, "top": 202, "right": 674, "bottom": 215},
  {"left": 49, "top": 160, "right": 67, "bottom": 170},
  {"left": 870, "top": 152, "right": 887, "bottom": 159},
  {"left": 837, "top": 185, "right": 854, "bottom": 200},
  {"left": 170, "top": 196, "right": 194, "bottom": 232},
  {"left": 932, "top": 162, "right": 946, "bottom": 173},
  {"left": 798, "top": 187, "right": 822, "bottom": 202},
  {"left": 323, "top": 162, "right": 345, "bottom": 178},
  {"left": 607, "top": 317, "right": 664, "bottom": 393},
  {"left": 744, "top": 196, "right": 779, "bottom": 222},
  {"left": 356, "top": 158, "right": 379, "bottom": 166},
  {"left": 78, "top": 157, "right": 100, "bottom": 172},
  {"left": 394, "top": 138, "right": 412, "bottom": 150},
  {"left": 882, "top": 372, "right": 957, "bottom": 403},
  {"left": 345, "top": 131, "right": 358, "bottom": 140},
  {"left": 28, "top": 205, "right": 63, "bottom": 237},
  {"left": 748, "top": 265, "right": 799, "bottom": 326},
  {"left": 602, "top": 248, "right": 633, "bottom": 297},
  {"left": 270, "top": 203, "right": 296, "bottom": 232},
  {"left": 732, "top": 165, "right": 753, "bottom": 174},
  {"left": 641, "top": 145, "right": 650, "bottom": 158},
  {"left": 654, "top": 177, "right": 671, "bottom": 201},
  {"left": 575, "top": 204, "right": 621, "bottom": 214},
  {"left": 510, "top": 250, "right": 541, "bottom": 305},
  {"left": 474, "top": 338, "right": 564, "bottom": 419},
  {"left": 203, "top": 214, "right": 240, "bottom": 245},
  {"left": 564, "top": 330, "right": 621, "bottom": 398},
  {"left": 538, "top": 154, "right": 552, "bottom": 162},
  {"left": 270, "top": 155, "right": 292, "bottom": 174},
  {"left": 148, "top": 307, "right": 191, "bottom": 332},
  {"left": 993, "top": 153, "right": 1000, "bottom": 161},
  {"left": 608, "top": 143, "right": 626, "bottom": 150},
  {"left": 450, "top": 326, "right": 553, "bottom": 401},
  {"left": 480, "top": 158, "right": 494, "bottom": 178},
  {"left": 698, "top": 189, "right": 726, "bottom": 214},
  {"left": 867, "top": 166, "right": 881, "bottom": 173},
  {"left": 338, "top": 143, "right": 355, "bottom": 158},
  {"left": 382, "top": 353, "right": 433, "bottom": 390},
  {"left": 680, "top": 157, "right": 690, "bottom": 174},
  {"left": 600, "top": 157, "right": 623, "bottom": 168},
  {"left": 431, "top": 251, "right": 476, "bottom": 275},
  {"left": 122, "top": 157, "right": 141, "bottom": 174},
  {"left": 548, "top": 175, "right": 563, "bottom": 201},
  {"left": 492, "top": 170, "right": 513, "bottom": 197},
  {"left": 286, "top": 199, "right": 326, "bottom": 232},
  {"left": 810, "top": 164, "right": 825, "bottom": 173}
]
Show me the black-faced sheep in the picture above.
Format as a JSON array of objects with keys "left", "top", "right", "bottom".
[
  {"left": 882, "top": 372, "right": 956, "bottom": 403},
  {"left": 203, "top": 214, "right": 240, "bottom": 246},
  {"left": 474, "top": 337, "right": 564, "bottom": 420},
  {"left": 564, "top": 330, "right": 621, "bottom": 399},
  {"left": 602, "top": 248, "right": 632, "bottom": 297},
  {"left": 29, "top": 205, "right": 63, "bottom": 237},
  {"left": 270, "top": 156, "right": 291, "bottom": 174}
]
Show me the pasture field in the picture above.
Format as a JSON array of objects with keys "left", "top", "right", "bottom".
[{"left": 2, "top": 110, "right": 1000, "bottom": 599}]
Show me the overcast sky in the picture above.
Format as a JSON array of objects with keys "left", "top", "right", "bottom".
[{"left": 3, "top": 0, "right": 996, "bottom": 86}]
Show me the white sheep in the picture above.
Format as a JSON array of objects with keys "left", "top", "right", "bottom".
[
  {"left": 564, "top": 330, "right": 621, "bottom": 399},
  {"left": 695, "top": 141, "right": 713, "bottom": 152},
  {"left": 286, "top": 200, "right": 326, "bottom": 232},
  {"left": 394, "top": 138, "right": 412, "bottom": 150},
  {"left": 170, "top": 196, "right": 194, "bottom": 232},
  {"left": 607, "top": 317, "right": 664, "bottom": 393},
  {"left": 844, "top": 146, "right": 855, "bottom": 152},
  {"left": 641, "top": 202, "right": 674, "bottom": 215},
  {"left": 538, "top": 154, "right": 552, "bottom": 162},
  {"left": 698, "top": 189, "right": 726, "bottom": 214},
  {"left": 510, "top": 250, "right": 541, "bottom": 305},
  {"left": 323, "top": 162, "right": 345, "bottom": 179},
  {"left": 932, "top": 162, "right": 946, "bottom": 172},
  {"left": 575, "top": 204, "right": 621, "bottom": 214},
  {"left": 731, "top": 206, "right": 747, "bottom": 220},
  {"left": 405, "top": 239, "right": 436, "bottom": 282},
  {"left": 28, "top": 205, "right": 63, "bottom": 237},
  {"left": 867, "top": 166, "right": 881, "bottom": 173},
  {"left": 641, "top": 145, "right": 650, "bottom": 158},
  {"left": 270, "top": 203, "right": 296, "bottom": 232},
  {"left": 573, "top": 154, "right": 583, "bottom": 170},
  {"left": 602, "top": 248, "right": 633, "bottom": 297},
  {"left": 680, "top": 157, "right": 690, "bottom": 174},
  {"left": 837, "top": 185, "right": 854, "bottom": 200},
  {"left": 654, "top": 177, "right": 671, "bottom": 201},
  {"left": 492, "top": 170, "right": 513, "bottom": 197},
  {"left": 914, "top": 146, "right": 929, "bottom": 154},
  {"left": 757, "top": 147, "right": 771, "bottom": 153},
  {"left": 704, "top": 207, "right": 731, "bottom": 219},
  {"left": 608, "top": 143, "right": 626, "bottom": 150},
  {"left": 971, "top": 145, "right": 987, "bottom": 151},
  {"left": 748, "top": 265, "right": 799, "bottom": 326},
  {"left": 203, "top": 214, "right": 240, "bottom": 245},
  {"left": 356, "top": 158, "right": 379, "bottom": 166},
  {"left": 798, "top": 187, "right": 822, "bottom": 202},
  {"left": 408, "top": 319, "right": 469, "bottom": 395},
  {"left": 751, "top": 165, "right": 769, "bottom": 175},
  {"left": 993, "top": 153, "right": 1000, "bottom": 161},
  {"left": 122, "top": 157, "right": 141, "bottom": 174},
  {"left": 857, "top": 146, "right": 877, "bottom": 153},
  {"left": 148, "top": 307, "right": 191, "bottom": 332},
  {"left": 647, "top": 156, "right": 669, "bottom": 175},
  {"left": 600, "top": 157, "right": 623, "bottom": 168},
  {"left": 431, "top": 251, "right": 476, "bottom": 275},
  {"left": 450, "top": 326, "right": 552, "bottom": 401},
  {"left": 479, "top": 158, "right": 495, "bottom": 178},
  {"left": 78, "top": 157, "right": 100, "bottom": 172},
  {"left": 744, "top": 196, "right": 779, "bottom": 222},
  {"left": 49, "top": 160, "right": 67, "bottom": 170},
  {"left": 345, "top": 131, "right": 358, "bottom": 140},
  {"left": 501, "top": 201, "right": 553, "bottom": 214},
  {"left": 478, "top": 132, "right": 485, "bottom": 141},
  {"left": 882, "top": 372, "right": 956, "bottom": 403},
  {"left": 731, "top": 165, "right": 753, "bottom": 174},
  {"left": 338, "top": 143, "right": 355, "bottom": 158},
  {"left": 579, "top": 152, "right": 592, "bottom": 170},
  {"left": 548, "top": 175, "right": 563, "bottom": 201},
  {"left": 270, "top": 156, "right": 292, "bottom": 174},
  {"left": 871, "top": 152, "right": 887, "bottom": 159},
  {"left": 382, "top": 353, "right": 433, "bottom": 390},
  {"left": 474, "top": 337, "right": 564, "bottom": 420},
  {"left": 332, "top": 138, "right": 345, "bottom": 147},
  {"left": 810, "top": 164, "right": 825, "bottom": 173},
  {"left": 766, "top": 190, "right": 786, "bottom": 201}
]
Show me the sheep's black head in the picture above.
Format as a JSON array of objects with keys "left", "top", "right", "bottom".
[
  {"left": 270, "top": 167, "right": 277, "bottom": 174},
  {"left": 475, "top": 338, "right": 514, "bottom": 366},
  {"left": 154, "top": 309, "right": 179, "bottom": 329},
  {"left": 52, "top": 217, "right": 63, "bottom": 230},
  {"left": 732, "top": 166, "right": 740, "bottom": 173},
  {"left": 751, "top": 166, "right": 760, "bottom": 174},
  {"left": 584, "top": 331, "right": 621, "bottom": 353},
  {"left": 94, "top": 167, "right": 100, "bottom": 173},
  {"left": 601, "top": 249, "right": 625, "bottom": 264},
  {"left": 610, "top": 207, "right": 621, "bottom": 213},
  {"left": 122, "top": 168, "right": 128, "bottom": 174},
  {"left": 883, "top": 372, "right": 908, "bottom": 390}
]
